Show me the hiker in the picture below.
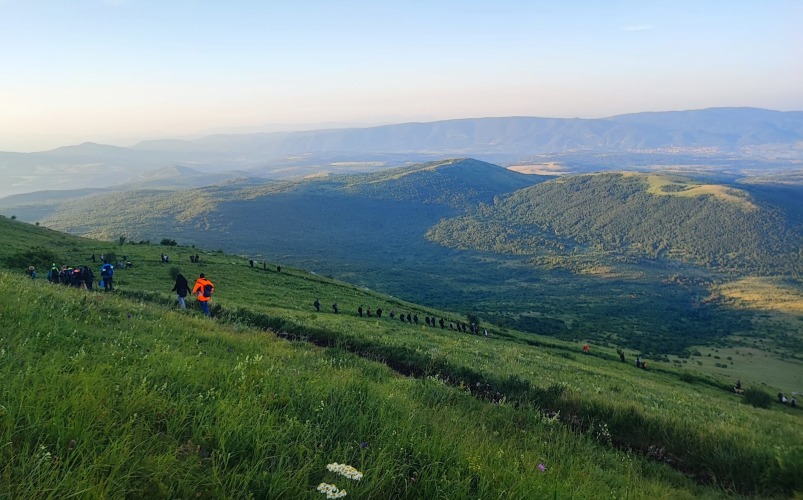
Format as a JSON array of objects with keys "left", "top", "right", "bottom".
[
  {"left": 48, "top": 263, "right": 58, "bottom": 283},
  {"left": 82, "top": 266, "right": 95, "bottom": 290},
  {"left": 332, "top": 302, "right": 339, "bottom": 314},
  {"left": 425, "top": 316, "right": 431, "bottom": 326},
  {"left": 583, "top": 344, "right": 589, "bottom": 355},
  {"left": 413, "top": 314, "right": 418, "bottom": 324},
  {"left": 358, "top": 305, "right": 363, "bottom": 317},
  {"left": 735, "top": 380, "right": 742, "bottom": 390},
  {"left": 190, "top": 255, "right": 195, "bottom": 263},
  {"left": 635, "top": 356, "right": 641, "bottom": 368},
  {"left": 100, "top": 263, "right": 114, "bottom": 292},
  {"left": 276, "top": 265, "right": 281, "bottom": 272},
  {"left": 389, "top": 310, "right": 395, "bottom": 319},
  {"left": 366, "top": 308, "right": 372, "bottom": 317},
  {"left": 778, "top": 393, "right": 788, "bottom": 404},
  {"left": 172, "top": 273, "right": 191, "bottom": 309},
  {"left": 71, "top": 267, "right": 83, "bottom": 288},
  {"left": 376, "top": 308, "right": 382, "bottom": 318},
  {"left": 439, "top": 318, "right": 445, "bottom": 329},
  {"left": 195, "top": 254, "right": 200, "bottom": 263},
  {"left": 484, "top": 329, "right": 489, "bottom": 337},
  {"left": 314, "top": 298, "right": 321, "bottom": 312},
  {"left": 249, "top": 259, "right": 254, "bottom": 268},
  {"left": 26, "top": 266, "right": 36, "bottom": 279},
  {"left": 791, "top": 399, "right": 797, "bottom": 408},
  {"left": 59, "top": 266, "right": 70, "bottom": 285},
  {"left": 192, "top": 273, "right": 214, "bottom": 317},
  {"left": 641, "top": 360, "right": 647, "bottom": 370},
  {"left": 91, "top": 253, "right": 96, "bottom": 263}
]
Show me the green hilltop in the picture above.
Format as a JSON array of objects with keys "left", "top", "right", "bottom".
[
  {"left": 0, "top": 215, "right": 801, "bottom": 498},
  {"left": 428, "top": 172, "right": 803, "bottom": 275}
]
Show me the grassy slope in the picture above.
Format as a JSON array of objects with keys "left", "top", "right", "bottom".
[{"left": 1, "top": 217, "right": 801, "bottom": 498}]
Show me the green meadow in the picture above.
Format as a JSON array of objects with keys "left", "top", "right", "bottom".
[{"left": 1, "top": 216, "right": 801, "bottom": 498}]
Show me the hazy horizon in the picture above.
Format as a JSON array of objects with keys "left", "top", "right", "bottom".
[{"left": 2, "top": 0, "right": 802, "bottom": 152}]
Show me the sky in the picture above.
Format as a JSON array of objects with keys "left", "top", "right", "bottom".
[{"left": 1, "top": 0, "right": 801, "bottom": 152}]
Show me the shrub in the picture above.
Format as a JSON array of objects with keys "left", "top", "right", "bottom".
[
  {"left": 160, "top": 238, "right": 178, "bottom": 246},
  {"left": 3, "top": 246, "right": 61, "bottom": 271},
  {"left": 744, "top": 388, "right": 772, "bottom": 409}
]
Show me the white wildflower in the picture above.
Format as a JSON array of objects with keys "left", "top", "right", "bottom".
[
  {"left": 326, "top": 462, "right": 363, "bottom": 481},
  {"left": 317, "top": 482, "right": 347, "bottom": 498}
]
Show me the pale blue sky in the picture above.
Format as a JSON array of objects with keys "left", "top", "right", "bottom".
[{"left": 1, "top": 0, "right": 801, "bottom": 151}]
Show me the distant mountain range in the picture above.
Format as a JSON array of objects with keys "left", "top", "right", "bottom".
[
  {"left": 1, "top": 107, "right": 802, "bottom": 198},
  {"left": 131, "top": 107, "right": 803, "bottom": 156}
]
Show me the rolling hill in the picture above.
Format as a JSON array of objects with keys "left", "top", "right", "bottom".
[
  {"left": 0, "top": 215, "right": 801, "bottom": 498},
  {"left": 427, "top": 172, "right": 803, "bottom": 275}
]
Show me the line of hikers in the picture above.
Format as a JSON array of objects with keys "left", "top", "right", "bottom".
[
  {"left": 38, "top": 260, "right": 214, "bottom": 316},
  {"left": 42, "top": 262, "right": 115, "bottom": 292},
  {"left": 313, "top": 299, "right": 489, "bottom": 336}
]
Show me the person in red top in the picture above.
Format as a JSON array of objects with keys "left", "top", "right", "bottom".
[
  {"left": 192, "top": 273, "right": 215, "bottom": 317},
  {"left": 583, "top": 344, "right": 589, "bottom": 354}
]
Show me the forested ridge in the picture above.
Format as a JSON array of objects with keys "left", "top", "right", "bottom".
[
  {"left": 427, "top": 173, "right": 803, "bottom": 276},
  {"left": 340, "top": 158, "right": 543, "bottom": 208}
]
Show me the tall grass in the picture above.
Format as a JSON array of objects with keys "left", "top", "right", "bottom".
[{"left": 1, "top": 273, "right": 723, "bottom": 498}]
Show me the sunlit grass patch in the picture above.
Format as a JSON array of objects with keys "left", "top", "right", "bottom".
[
  {"left": 714, "top": 276, "right": 803, "bottom": 315},
  {"left": 645, "top": 173, "right": 757, "bottom": 210}
]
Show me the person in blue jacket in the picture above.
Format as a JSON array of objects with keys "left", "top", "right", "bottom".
[{"left": 100, "top": 263, "right": 114, "bottom": 292}]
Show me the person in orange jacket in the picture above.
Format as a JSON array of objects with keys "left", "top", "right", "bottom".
[{"left": 192, "top": 273, "right": 215, "bottom": 317}]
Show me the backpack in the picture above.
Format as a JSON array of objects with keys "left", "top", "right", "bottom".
[
  {"left": 101, "top": 264, "right": 113, "bottom": 277},
  {"left": 203, "top": 283, "right": 213, "bottom": 298}
]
